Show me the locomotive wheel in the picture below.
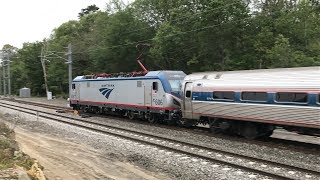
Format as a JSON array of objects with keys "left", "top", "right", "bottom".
[
  {"left": 128, "top": 111, "right": 135, "bottom": 120},
  {"left": 83, "top": 106, "right": 89, "bottom": 113},
  {"left": 94, "top": 107, "right": 102, "bottom": 114},
  {"left": 148, "top": 114, "right": 157, "bottom": 123}
]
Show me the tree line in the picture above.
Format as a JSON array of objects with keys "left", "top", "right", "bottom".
[{"left": 2, "top": 0, "right": 320, "bottom": 97}]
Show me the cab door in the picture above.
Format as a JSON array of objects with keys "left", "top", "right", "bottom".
[
  {"left": 144, "top": 82, "right": 152, "bottom": 106},
  {"left": 183, "top": 82, "right": 193, "bottom": 119},
  {"left": 75, "top": 84, "right": 80, "bottom": 100},
  {"left": 71, "top": 83, "right": 80, "bottom": 100}
]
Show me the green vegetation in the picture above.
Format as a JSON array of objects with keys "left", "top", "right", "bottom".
[
  {"left": 0, "top": 122, "right": 34, "bottom": 170},
  {"left": 2, "top": 0, "right": 320, "bottom": 96}
]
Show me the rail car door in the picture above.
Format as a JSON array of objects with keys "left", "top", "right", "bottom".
[
  {"left": 183, "top": 82, "right": 193, "bottom": 119},
  {"left": 144, "top": 82, "right": 152, "bottom": 106}
]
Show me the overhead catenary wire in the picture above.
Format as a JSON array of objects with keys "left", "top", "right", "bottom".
[
  {"left": 121, "top": 1, "right": 243, "bottom": 35},
  {"left": 66, "top": 1, "right": 246, "bottom": 49},
  {"left": 71, "top": 15, "right": 251, "bottom": 55}
]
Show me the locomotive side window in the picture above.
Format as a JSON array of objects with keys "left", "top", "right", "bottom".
[
  {"left": 185, "top": 90, "right": 191, "bottom": 98},
  {"left": 213, "top": 91, "right": 234, "bottom": 100},
  {"left": 137, "top": 81, "right": 142, "bottom": 87},
  {"left": 152, "top": 82, "right": 158, "bottom": 91},
  {"left": 241, "top": 92, "right": 267, "bottom": 101},
  {"left": 72, "top": 84, "right": 75, "bottom": 89},
  {"left": 276, "top": 92, "right": 308, "bottom": 103}
]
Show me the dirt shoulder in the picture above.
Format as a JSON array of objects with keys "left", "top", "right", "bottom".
[
  {"left": 14, "top": 127, "right": 168, "bottom": 180},
  {"left": 0, "top": 122, "right": 38, "bottom": 180}
]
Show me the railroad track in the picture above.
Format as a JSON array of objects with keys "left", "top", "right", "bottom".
[
  {"left": 0, "top": 100, "right": 319, "bottom": 179},
  {"left": 7, "top": 97, "right": 320, "bottom": 154},
  {"left": 0, "top": 98, "right": 74, "bottom": 112}
]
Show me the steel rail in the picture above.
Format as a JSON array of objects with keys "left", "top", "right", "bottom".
[{"left": 1, "top": 102, "right": 319, "bottom": 179}]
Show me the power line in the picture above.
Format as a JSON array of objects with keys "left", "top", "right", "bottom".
[
  {"left": 47, "top": 1, "right": 248, "bottom": 56},
  {"left": 72, "top": 15, "right": 251, "bottom": 54},
  {"left": 121, "top": 1, "right": 243, "bottom": 36},
  {"left": 67, "top": 1, "right": 245, "bottom": 49}
]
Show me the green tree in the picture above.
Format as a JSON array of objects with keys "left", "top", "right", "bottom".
[
  {"left": 16, "top": 42, "right": 44, "bottom": 96},
  {"left": 78, "top": 4, "right": 100, "bottom": 18}
]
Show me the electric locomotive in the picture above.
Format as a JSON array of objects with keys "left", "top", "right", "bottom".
[
  {"left": 70, "top": 70, "right": 186, "bottom": 123},
  {"left": 181, "top": 66, "right": 320, "bottom": 138}
]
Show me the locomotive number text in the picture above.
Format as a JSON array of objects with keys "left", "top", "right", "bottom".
[{"left": 153, "top": 99, "right": 163, "bottom": 106}]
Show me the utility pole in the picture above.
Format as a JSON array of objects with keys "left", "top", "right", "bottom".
[
  {"left": 7, "top": 53, "right": 11, "bottom": 96},
  {"left": 0, "top": 50, "right": 11, "bottom": 96},
  {"left": 2, "top": 60, "right": 6, "bottom": 96},
  {"left": 66, "top": 43, "right": 72, "bottom": 99},
  {"left": 0, "top": 52, "right": 2, "bottom": 95},
  {"left": 0, "top": 62, "right": 2, "bottom": 95},
  {"left": 40, "top": 43, "right": 49, "bottom": 98},
  {"left": 41, "top": 43, "right": 73, "bottom": 99}
]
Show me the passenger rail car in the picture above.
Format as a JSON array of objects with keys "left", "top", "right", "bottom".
[
  {"left": 70, "top": 71, "right": 186, "bottom": 123},
  {"left": 182, "top": 67, "right": 320, "bottom": 138}
]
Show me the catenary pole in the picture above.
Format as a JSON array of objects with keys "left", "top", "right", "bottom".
[
  {"left": 2, "top": 60, "right": 6, "bottom": 96},
  {"left": 0, "top": 52, "right": 2, "bottom": 95},
  {"left": 0, "top": 62, "right": 2, "bottom": 95},
  {"left": 7, "top": 53, "right": 11, "bottom": 96},
  {"left": 40, "top": 44, "right": 49, "bottom": 97},
  {"left": 67, "top": 43, "right": 72, "bottom": 99}
]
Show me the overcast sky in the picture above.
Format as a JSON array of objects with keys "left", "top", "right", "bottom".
[{"left": 0, "top": 0, "right": 109, "bottom": 49}]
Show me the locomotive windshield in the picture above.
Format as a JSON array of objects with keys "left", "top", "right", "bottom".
[
  {"left": 145, "top": 71, "right": 186, "bottom": 96},
  {"left": 165, "top": 71, "right": 186, "bottom": 95},
  {"left": 169, "top": 80, "right": 183, "bottom": 92}
]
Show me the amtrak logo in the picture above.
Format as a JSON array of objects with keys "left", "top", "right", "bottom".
[{"left": 99, "top": 88, "right": 114, "bottom": 99}]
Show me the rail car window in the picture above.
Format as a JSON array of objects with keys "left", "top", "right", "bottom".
[
  {"left": 241, "top": 92, "right": 267, "bottom": 101},
  {"left": 185, "top": 91, "right": 191, "bottom": 98},
  {"left": 152, "top": 82, "right": 158, "bottom": 91},
  {"left": 276, "top": 92, "right": 308, "bottom": 103},
  {"left": 72, "top": 84, "right": 75, "bottom": 89},
  {"left": 213, "top": 91, "right": 234, "bottom": 100}
]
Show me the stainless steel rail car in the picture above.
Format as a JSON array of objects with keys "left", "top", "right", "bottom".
[{"left": 181, "top": 66, "right": 320, "bottom": 138}]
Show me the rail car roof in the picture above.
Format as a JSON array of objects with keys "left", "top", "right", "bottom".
[
  {"left": 186, "top": 66, "right": 320, "bottom": 91},
  {"left": 184, "top": 66, "right": 320, "bottom": 81}
]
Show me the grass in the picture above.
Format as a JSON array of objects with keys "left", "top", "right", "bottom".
[
  {"left": 0, "top": 122, "right": 36, "bottom": 171},
  {"left": 0, "top": 122, "right": 14, "bottom": 170}
]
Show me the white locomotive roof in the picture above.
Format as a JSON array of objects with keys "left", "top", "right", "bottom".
[
  {"left": 73, "top": 70, "right": 186, "bottom": 81},
  {"left": 146, "top": 70, "right": 186, "bottom": 77},
  {"left": 74, "top": 76, "right": 85, "bottom": 80}
]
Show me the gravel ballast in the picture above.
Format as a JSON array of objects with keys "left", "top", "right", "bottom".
[{"left": 1, "top": 98, "right": 319, "bottom": 179}]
